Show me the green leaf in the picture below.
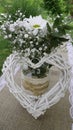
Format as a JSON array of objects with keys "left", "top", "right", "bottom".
[
  {"left": 47, "top": 23, "right": 51, "bottom": 33},
  {"left": 57, "top": 26, "right": 66, "bottom": 35},
  {"left": 58, "top": 37, "right": 69, "bottom": 42},
  {"left": 53, "top": 17, "right": 62, "bottom": 28},
  {"left": 50, "top": 33, "right": 69, "bottom": 42},
  {"left": 50, "top": 32, "right": 64, "bottom": 38},
  {"left": 72, "top": 41, "right": 73, "bottom": 45},
  {"left": 62, "top": 25, "right": 73, "bottom": 30}
]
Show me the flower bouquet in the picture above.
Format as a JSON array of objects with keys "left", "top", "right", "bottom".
[{"left": 0, "top": 11, "right": 71, "bottom": 95}]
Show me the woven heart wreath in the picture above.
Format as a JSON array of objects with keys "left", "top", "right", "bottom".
[{"left": 2, "top": 51, "right": 70, "bottom": 119}]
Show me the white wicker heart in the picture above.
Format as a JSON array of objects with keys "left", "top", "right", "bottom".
[{"left": 2, "top": 51, "right": 70, "bottom": 119}]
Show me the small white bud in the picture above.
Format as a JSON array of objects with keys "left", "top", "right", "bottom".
[
  {"left": 8, "top": 34, "right": 12, "bottom": 38},
  {"left": 30, "top": 41, "right": 33, "bottom": 44},
  {"left": 36, "top": 42, "right": 38, "bottom": 45},
  {"left": 39, "top": 47, "right": 42, "bottom": 51},
  {"left": 24, "top": 34, "right": 28, "bottom": 38},
  {"left": 4, "top": 35, "right": 8, "bottom": 39},
  {"left": 44, "top": 46, "right": 47, "bottom": 49},
  {"left": 20, "top": 13, "right": 22, "bottom": 16}
]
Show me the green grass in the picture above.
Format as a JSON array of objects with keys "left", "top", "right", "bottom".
[
  {"left": 0, "top": 0, "right": 45, "bottom": 17},
  {"left": 69, "top": 22, "right": 73, "bottom": 38},
  {"left": 0, "top": 37, "right": 11, "bottom": 75}
]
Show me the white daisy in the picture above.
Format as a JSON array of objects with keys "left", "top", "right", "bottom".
[
  {"left": 27, "top": 15, "right": 47, "bottom": 29},
  {"left": 25, "top": 15, "right": 48, "bottom": 37}
]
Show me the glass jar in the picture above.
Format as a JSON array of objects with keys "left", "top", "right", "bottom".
[{"left": 21, "top": 63, "right": 50, "bottom": 96}]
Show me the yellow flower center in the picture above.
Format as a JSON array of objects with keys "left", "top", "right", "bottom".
[{"left": 33, "top": 24, "right": 40, "bottom": 28}]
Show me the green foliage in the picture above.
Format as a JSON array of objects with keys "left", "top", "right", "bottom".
[
  {"left": 68, "top": 21, "right": 73, "bottom": 38},
  {"left": 70, "top": 0, "right": 73, "bottom": 17},
  {"left": 0, "top": 0, "right": 12, "bottom": 12},
  {"left": 43, "top": 16, "right": 73, "bottom": 54},
  {"left": 4, "top": 0, "right": 43, "bottom": 18},
  {"left": 23, "top": 62, "right": 51, "bottom": 78},
  {"left": 0, "top": 37, "right": 11, "bottom": 75},
  {"left": 43, "top": 0, "right": 70, "bottom": 16}
]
